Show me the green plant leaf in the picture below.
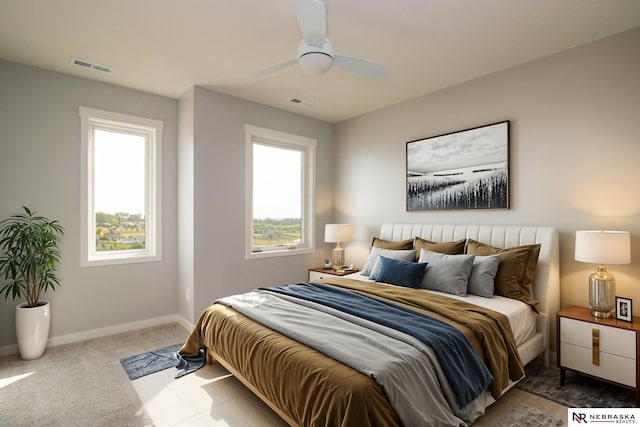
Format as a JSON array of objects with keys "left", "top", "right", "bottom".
[{"left": 0, "top": 207, "right": 64, "bottom": 305}]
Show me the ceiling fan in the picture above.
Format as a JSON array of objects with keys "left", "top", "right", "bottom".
[{"left": 253, "top": 0, "right": 389, "bottom": 79}]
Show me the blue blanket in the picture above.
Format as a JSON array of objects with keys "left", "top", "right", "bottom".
[{"left": 262, "top": 281, "right": 493, "bottom": 407}]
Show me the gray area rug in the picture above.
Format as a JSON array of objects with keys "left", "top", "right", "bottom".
[
  {"left": 495, "top": 403, "right": 563, "bottom": 427},
  {"left": 516, "top": 358, "right": 636, "bottom": 407}
]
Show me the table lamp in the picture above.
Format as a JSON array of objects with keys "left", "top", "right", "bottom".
[
  {"left": 325, "top": 224, "right": 352, "bottom": 270},
  {"left": 575, "top": 230, "right": 631, "bottom": 318}
]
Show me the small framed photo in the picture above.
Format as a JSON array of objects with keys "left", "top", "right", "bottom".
[{"left": 616, "top": 296, "right": 633, "bottom": 322}]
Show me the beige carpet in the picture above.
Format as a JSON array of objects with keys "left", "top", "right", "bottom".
[{"left": 0, "top": 323, "right": 188, "bottom": 427}]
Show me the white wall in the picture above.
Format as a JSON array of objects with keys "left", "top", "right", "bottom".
[
  {"left": 177, "top": 87, "right": 195, "bottom": 322},
  {"left": 0, "top": 61, "right": 334, "bottom": 348},
  {"left": 2, "top": 26, "right": 637, "bottom": 350},
  {"left": 333, "top": 27, "right": 640, "bottom": 314},
  {"left": 0, "top": 60, "right": 179, "bottom": 348},
  {"left": 180, "top": 87, "right": 334, "bottom": 321}
]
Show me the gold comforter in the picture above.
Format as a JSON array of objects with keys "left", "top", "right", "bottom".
[{"left": 180, "top": 278, "right": 524, "bottom": 426}]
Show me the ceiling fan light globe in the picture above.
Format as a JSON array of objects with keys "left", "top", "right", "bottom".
[{"left": 299, "top": 52, "right": 334, "bottom": 75}]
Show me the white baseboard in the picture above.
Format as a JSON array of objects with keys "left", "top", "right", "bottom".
[
  {"left": 0, "top": 313, "right": 194, "bottom": 358},
  {"left": 0, "top": 344, "right": 18, "bottom": 358},
  {"left": 173, "top": 314, "right": 195, "bottom": 332}
]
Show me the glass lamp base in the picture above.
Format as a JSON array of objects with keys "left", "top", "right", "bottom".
[
  {"left": 331, "top": 244, "right": 345, "bottom": 271},
  {"left": 592, "top": 309, "right": 614, "bottom": 319},
  {"left": 589, "top": 266, "right": 615, "bottom": 319}
]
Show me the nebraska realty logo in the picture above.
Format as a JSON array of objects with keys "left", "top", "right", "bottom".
[{"left": 569, "top": 408, "right": 639, "bottom": 425}]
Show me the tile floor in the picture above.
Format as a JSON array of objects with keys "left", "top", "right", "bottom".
[{"left": 132, "top": 363, "right": 288, "bottom": 427}]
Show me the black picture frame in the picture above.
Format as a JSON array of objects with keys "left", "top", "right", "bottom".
[
  {"left": 616, "top": 296, "right": 633, "bottom": 322},
  {"left": 406, "top": 120, "right": 510, "bottom": 211}
]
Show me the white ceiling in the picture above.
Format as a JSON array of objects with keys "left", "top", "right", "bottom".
[{"left": 1, "top": 0, "right": 639, "bottom": 123}]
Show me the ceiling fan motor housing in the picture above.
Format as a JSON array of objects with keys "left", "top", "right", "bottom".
[{"left": 298, "top": 39, "right": 334, "bottom": 75}]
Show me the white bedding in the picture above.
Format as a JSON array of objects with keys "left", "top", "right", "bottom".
[{"left": 344, "top": 271, "right": 537, "bottom": 346}]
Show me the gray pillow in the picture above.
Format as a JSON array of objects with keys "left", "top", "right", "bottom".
[
  {"left": 418, "top": 249, "right": 475, "bottom": 296},
  {"left": 468, "top": 254, "right": 501, "bottom": 297},
  {"left": 361, "top": 248, "right": 416, "bottom": 279}
]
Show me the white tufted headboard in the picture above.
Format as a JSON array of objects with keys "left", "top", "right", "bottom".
[{"left": 379, "top": 224, "right": 560, "bottom": 362}]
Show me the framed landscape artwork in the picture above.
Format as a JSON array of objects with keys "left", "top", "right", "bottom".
[{"left": 406, "top": 121, "right": 510, "bottom": 211}]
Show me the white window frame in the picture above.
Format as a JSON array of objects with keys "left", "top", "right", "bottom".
[
  {"left": 245, "top": 124, "right": 316, "bottom": 259},
  {"left": 80, "top": 106, "right": 162, "bottom": 266}
]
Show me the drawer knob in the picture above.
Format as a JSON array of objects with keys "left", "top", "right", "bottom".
[{"left": 592, "top": 328, "right": 600, "bottom": 366}]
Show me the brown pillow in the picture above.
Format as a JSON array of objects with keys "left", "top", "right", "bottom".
[
  {"left": 371, "top": 237, "right": 414, "bottom": 250},
  {"left": 466, "top": 239, "right": 541, "bottom": 312},
  {"left": 414, "top": 237, "right": 466, "bottom": 261},
  {"left": 522, "top": 244, "right": 541, "bottom": 286}
]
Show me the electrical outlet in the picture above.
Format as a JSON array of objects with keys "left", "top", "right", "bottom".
[{"left": 185, "top": 288, "right": 190, "bottom": 302}]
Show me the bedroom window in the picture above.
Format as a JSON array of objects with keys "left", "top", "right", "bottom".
[
  {"left": 80, "top": 107, "right": 162, "bottom": 266},
  {"left": 245, "top": 125, "right": 316, "bottom": 259}
]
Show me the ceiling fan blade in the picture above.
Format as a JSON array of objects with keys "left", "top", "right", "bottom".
[
  {"left": 334, "top": 54, "right": 389, "bottom": 79},
  {"left": 296, "top": 0, "right": 326, "bottom": 47},
  {"left": 251, "top": 58, "right": 299, "bottom": 77}
]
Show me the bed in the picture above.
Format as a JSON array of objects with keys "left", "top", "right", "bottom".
[{"left": 181, "top": 224, "right": 560, "bottom": 427}]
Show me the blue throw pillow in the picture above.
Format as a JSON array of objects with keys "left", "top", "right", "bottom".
[{"left": 375, "top": 255, "right": 428, "bottom": 288}]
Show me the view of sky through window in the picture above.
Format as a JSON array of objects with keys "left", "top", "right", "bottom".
[
  {"left": 252, "top": 143, "right": 302, "bottom": 219},
  {"left": 94, "top": 129, "right": 146, "bottom": 216}
]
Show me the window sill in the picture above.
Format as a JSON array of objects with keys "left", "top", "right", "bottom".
[{"left": 246, "top": 246, "right": 314, "bottom": 260}]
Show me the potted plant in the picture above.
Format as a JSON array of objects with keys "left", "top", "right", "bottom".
[{"left": 0, "top": 206, "right": 64, "bottom": 360}]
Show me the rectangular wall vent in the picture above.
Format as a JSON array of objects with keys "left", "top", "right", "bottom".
[
  {"left": 70, "top": 57, "right": 113, "bottom": 73},
  {"left": 290, "top": 98, "right": 312, "bottom": 107}
]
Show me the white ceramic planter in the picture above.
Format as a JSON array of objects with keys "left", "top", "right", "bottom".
[{"left": 15, "top": 301, "right": 50, "bottom": 360}]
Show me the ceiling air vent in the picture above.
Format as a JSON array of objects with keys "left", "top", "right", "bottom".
[
  {"left": 70, "top": 57, "right": 113, "bottom": 73},
  {"left": 290, "top": 98, "right": 312, "bottom": 107}
]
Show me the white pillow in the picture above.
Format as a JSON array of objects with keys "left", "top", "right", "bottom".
[
  {"left": 361, "top": 248, "right": 416, "bottom": 280},
  {"left": 418, "top": 249, "right": 475, "bottom": 296},
  {"left": 468, "top": 254, "right": 501, "bottom": 297}
]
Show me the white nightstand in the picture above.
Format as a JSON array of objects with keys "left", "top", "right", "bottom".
[
  {"left": 557, "top": 305, "right": 640, "bottom": 404},
  {"left": 308, "top": 268, "right": 359, "bottom": 281}
]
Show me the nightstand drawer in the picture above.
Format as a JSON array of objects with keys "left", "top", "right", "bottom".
[
  {"left": 308, "top": 268, "right": 359, "bottom": 281},
  {"left": 557, "top": 305, "right": 640, "bottom": 405},
  {"left": 560, "top": 342, "right": 636, "bottom": 387},
  {"left": 560, "top": 317, "right": 636, "bottom": 359},
  {"left": 309, "top": 271, "right": 329, "bottom": 281}
]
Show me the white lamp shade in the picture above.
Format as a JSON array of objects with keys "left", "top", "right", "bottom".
[
  {"left": 325, "top": 224, "right": 352, "bottom": 243},
  {"left": 575, "top": 230, "right": 631, "bottom": 264}
]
